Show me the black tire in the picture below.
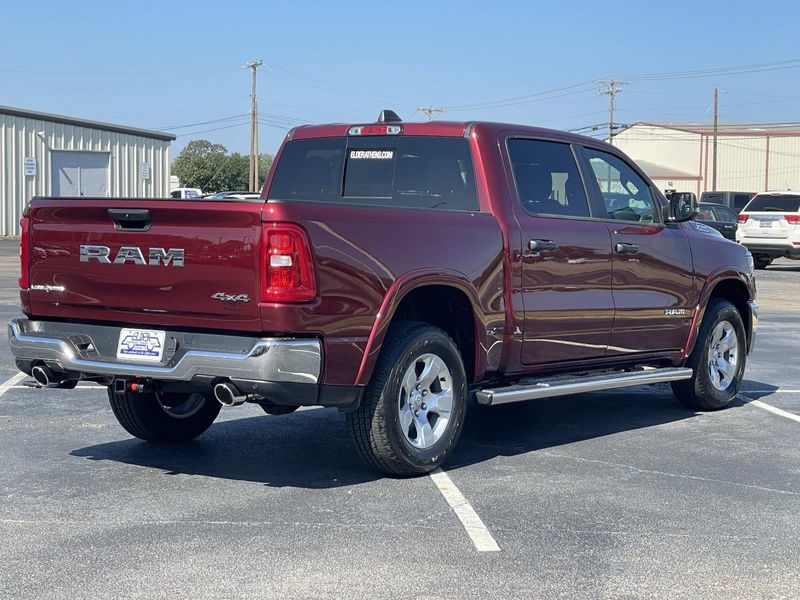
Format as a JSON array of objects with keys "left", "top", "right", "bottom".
[
  {"left": 347, "top": 322, "right": 468, "bottom": 476},
  {"left": 259, "top": 403, "right": 299, "bottom": 415},
  {"left": 672, "top": 299, "right": 746, "bottom": 411},
  {"left": 108, "top": 388, "right": 221, "bottom": 442},
  {"left": 753, "top": 256, "right": 772, "bottom": 270}
]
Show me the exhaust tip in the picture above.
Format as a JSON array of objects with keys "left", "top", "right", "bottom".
[
  {"left": 214, "top": 382, "right": 246, "bottom": 407},
  {"left": 32, "top": 365, "right": 52, "bottom": 387}
]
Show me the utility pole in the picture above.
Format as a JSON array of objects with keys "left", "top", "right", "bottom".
[
  {"left": 712, "top": 87, "right": 719, "bottom": 192},
  {"left": 245, "top": 59, "right": 264, "bottom": 192},
  {"left": 417, "top": 106, "right": 444, "bottom": 121},
  {"left": 597, "top": 79, "right": 628, "bottom": 145}
]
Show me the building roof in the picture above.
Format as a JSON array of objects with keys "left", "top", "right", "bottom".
[
  {"left": 634, "top": 159, "right": 700, "bottom": 180},
  {"left": 0, "top": 105, "right": 176, "bottom": 141},
  {"left": 623, "top": 120, "right": 800, "bottom": 137}
]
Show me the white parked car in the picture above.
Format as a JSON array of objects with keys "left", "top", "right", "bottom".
[
  {"left": 169, "top": 187, "right": 203, "bottom": 199},
  {"left": 736, "top": 191, "right": 800, "bottom": 269}
]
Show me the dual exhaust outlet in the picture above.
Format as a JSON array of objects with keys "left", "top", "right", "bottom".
[
  {"left": 31, "top": 365, "right": 255, "bottom": 408},
  {"left": 31, "top": 365, "right": 73, "bottom": 388},
  {"left": 213, "top": 382, "right": 259, "bottom": 407}
]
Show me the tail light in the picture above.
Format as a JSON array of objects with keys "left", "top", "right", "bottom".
[
  {"left": 785, "top": 214, "right": 800, "bottom": 224},
  {"left": 18, "top": 215, "right": 30, "bottom": 289},
  {"left": 261, "top": 223, "right": 316, "bottom": 303},
  {"left": 738, "top": 214, "right": 749, "bottom": 223}
]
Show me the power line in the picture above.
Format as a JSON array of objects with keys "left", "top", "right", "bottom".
[
  {"left": 0, "top": 65, "right": 240, "bottom": 75},
  {"left": 440, "top": 81, "right": 596, "bottom": 111},
  {"left": 155, "top": 114, "right": 249, "bottom": 131},
  {"left": 173, "top": 120, "right": 250, "bottom": 138}
]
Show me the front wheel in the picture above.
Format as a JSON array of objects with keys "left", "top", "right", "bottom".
[
  {"left": 108, "top": 388, "right": 221, "bottom": 442},
  {"left": 672, "top": 299, "right": 746, "bottom": 410},
  {"left": 347, "top": 323, "right": 467, "bottom": 476}
]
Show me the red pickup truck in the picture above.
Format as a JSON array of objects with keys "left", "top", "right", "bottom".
[{"left": 11, "top": 112, "right": 757, "bottom": 476}]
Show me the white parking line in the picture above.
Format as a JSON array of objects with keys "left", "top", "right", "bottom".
[
  {"left": 744, "top": 389, "right": 800, "bottom": 394},
  {"left": 429, "top": 468, "right": 500, "bottom": 552},
  {"left": 0, "top": 372, "right": 28, "bottom": 398},
  {"left": 749, "top": 399, "right": 800, "bottom": 424}
]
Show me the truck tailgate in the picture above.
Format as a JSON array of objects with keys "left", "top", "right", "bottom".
[{"left": 26, "top": 198, "right": 264, "bottom": 331}]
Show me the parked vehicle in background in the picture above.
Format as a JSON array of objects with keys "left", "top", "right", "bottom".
[
  {"left": 10, "top": 113, "right": 757, "bottom": 476},
  {"left": 697, "top": 202, "right": 739, "bottom": 240},
  {"left": 224, "top": 193, "right": 261, "bottom": 200},
  {"left": 736, "top": 191, "right": 800, "bottom": 269},
  {"left": 204, "top": 190, "right": 250, "bottom": 199},
  {"left": 700, "top": 191, "right": 754, "bottom": 214},
  {"left": 169, "top": 187, "right": 203, "bottom": 199}
]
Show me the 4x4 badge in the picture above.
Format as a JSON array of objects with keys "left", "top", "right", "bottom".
[{"left": 211, "top": 292, "right": 250, "bottom": 303}]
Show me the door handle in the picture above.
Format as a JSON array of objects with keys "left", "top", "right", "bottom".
[
  {"left": 615, "top": 242, "right": 640, "bottom": 255},
  {"left": 529, "top": 239, "right": 559, "bottom": 252}
]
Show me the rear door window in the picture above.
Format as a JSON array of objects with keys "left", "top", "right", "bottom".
[
  {"left": 268, "top": 136, "right": 478, "bottom": 211},
  {"left": 744, "top": 194, "right": 800, "bottom": 212},
  {"left": 712, "top": 205, "right": 737, "bottom": 223},
  {"left": 507, "top": 139, "right": 590, "bottom": 218}
]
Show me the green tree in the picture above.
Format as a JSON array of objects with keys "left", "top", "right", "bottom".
[{"left": 172, "top": 139, "right": 275, "bottom": 193}]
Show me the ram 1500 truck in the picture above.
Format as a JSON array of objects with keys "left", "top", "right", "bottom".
[{"left": 10, "top": 113, "right": 758, "bottom": 476}]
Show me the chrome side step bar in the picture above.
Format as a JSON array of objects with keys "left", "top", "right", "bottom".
[{"left": 475, "top": 367, "right": 693, "bottom": 406}]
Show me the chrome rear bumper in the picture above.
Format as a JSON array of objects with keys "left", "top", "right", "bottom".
[{"left": 8, "top": 319, "right": 321, "bottom": 384}]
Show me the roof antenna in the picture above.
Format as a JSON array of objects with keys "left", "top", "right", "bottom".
[{"left": 377, "top": 110, "right": 402, "bottom": 123}]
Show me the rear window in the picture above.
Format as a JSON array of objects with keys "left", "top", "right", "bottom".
[
  {"left": 268, "top": 136, "right": 478, "bottom": 211},
  {"left": 744, "top": 194, "right": 800, "bottom": 213},
  {"left": 733, "top": 193, "right": 753, "bottom": 209}
]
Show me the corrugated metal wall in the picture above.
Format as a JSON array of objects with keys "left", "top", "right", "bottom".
[
  {"left": 0, "top": 113, "right": 171, "bottom": 236},
  {"left": 614, "top": 125, "right": 702, "bottom": 177},
  {"left": 615, "top": 124, "right": 800, "bottom": 196}
]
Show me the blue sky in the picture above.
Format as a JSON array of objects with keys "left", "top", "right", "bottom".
[{"left": 2, "top": 0, "right": 800, "bottom": 155}]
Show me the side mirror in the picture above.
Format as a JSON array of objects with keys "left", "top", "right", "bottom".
[{"left": 669, "top": 192, "right": 699, "bottom": 222}]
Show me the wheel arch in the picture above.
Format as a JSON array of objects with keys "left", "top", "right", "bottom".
[
  {"left": 354, "top": 270, "right": 488, "bottom": 386},
  {"left": 684, "top": 270, "right": 754, "bottom": 358}
]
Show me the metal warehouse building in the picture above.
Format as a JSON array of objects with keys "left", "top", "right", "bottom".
[
  {"left": 0, "top": 105, "right": 175, "bottom": 236},
  {"left": 613, "top": 121, "right": 800, "bottom": 196}
]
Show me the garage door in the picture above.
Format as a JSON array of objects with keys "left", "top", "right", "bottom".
[{"left": 51, "top": 151, "right": 109, "bottom": 197}]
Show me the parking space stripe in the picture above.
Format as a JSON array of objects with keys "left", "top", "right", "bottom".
[
  {"left": 0, "top": 372, "right": 28, "bottom": 398},
  {"left": 749, "top": 399, "right": 800, "bottom": 424},
  {"left": 429, "top": 468, "right": 500, "bottom": 552}
]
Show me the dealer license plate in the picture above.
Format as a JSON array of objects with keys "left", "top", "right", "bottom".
[{"left": 116, "top": 328, "right": 166, "bottom": 362}]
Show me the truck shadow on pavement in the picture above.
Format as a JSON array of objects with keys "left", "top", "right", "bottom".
[{"left": 70, "top": 381, "right": 775, "bottom": 488}]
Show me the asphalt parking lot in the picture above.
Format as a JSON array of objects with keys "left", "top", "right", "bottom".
[{"left": 1, "top": 240, "right": 799, "bottom": 599}]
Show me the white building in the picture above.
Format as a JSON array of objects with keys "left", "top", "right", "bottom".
[
  {"left": 0, "top": 105, "right": 175, "bottom": 236},
  {"left": 613, "top": 121, "right": 800, "bottom": 196}
]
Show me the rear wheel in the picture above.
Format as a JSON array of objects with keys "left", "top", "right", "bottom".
[
  {"left": 347, "top": 322, "right": 467, "bottom": 476},
  {"left": 753, "top": 256, "right": 772, "bottom": 270},
  {"left": 108, "top": 388, "right": 221, "bottom": 442},
  {"left": 672, "top": 299, "right": 746, "bottom": 410}
]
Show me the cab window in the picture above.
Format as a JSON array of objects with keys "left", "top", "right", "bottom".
[
  {"left": 508, "top": 139, "right": 590, "bottom": 218},
  {"left": 583, "top": 148, "right": 658, "bottom": 223}
]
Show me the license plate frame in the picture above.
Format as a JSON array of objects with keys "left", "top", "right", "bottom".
[{"left": 116, "top": 328, "right": 167, "bottom": 362}]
